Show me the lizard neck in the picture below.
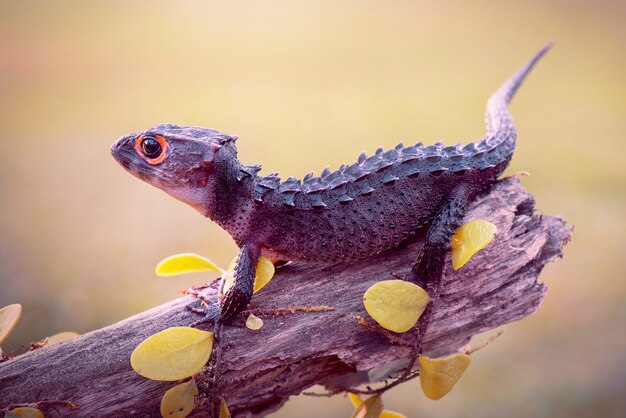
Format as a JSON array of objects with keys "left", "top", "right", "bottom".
[{"left": 202, "top": 146, "right": 258, "bottom": 245}]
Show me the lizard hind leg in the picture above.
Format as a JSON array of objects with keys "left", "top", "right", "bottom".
[
  {"left": 366, "top": 184, "right": 476, "bottom": 393},
  {"left": 411, "top": 184, "right": 475, "bottom": 349},
  {"left": 412, "top": 184, "right": 474, "bottom": 288}
]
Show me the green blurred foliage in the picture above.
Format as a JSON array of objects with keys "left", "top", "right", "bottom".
[{"left": 0, "top": 1, "right": 624, "bottom": 417}]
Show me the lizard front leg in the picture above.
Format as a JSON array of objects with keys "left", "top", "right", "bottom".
[
  {"left": 188, "top": 243, "right": 260, "bottom": 326},
  {"left": 220, "top": 243, "right": 261, "bottom": 320}
]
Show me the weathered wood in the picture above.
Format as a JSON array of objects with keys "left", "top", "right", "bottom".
[{"left": 0, "top": 177, "right": 571, "bottom": 417}]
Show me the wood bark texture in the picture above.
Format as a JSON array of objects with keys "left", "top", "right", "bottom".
[{"left": 0, "top": 177, "right": 571, "bottom": 417}]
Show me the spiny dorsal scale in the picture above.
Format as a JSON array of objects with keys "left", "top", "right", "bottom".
[
  {"left": 303, "top": 178, "right": 325, "bottom": 194},
  {"left": 352, "top": 177, "right": 375, "bottom": 195},
  {"left": 445, "top": 145, "right": 465, "bottom": 160},
  {"left": 463, "top": 142, "right": 478, "bottom": 153},
  {"left": 425, "top": 154, "right": 442, "bottom": 163},
  {"left": 303, "top": 171, "right": 314, "bottom": 181},
  {"left": 375, "top": 146, "right": 384, "bottom": 155},
  {"left": 395, "top": 142, "right": 404, "bottom": 151},
  {"left": 249, "top": 164, "right": 262, "bottom": 174},
  {"left": 330, "top": 179, "right": 349, "bottom": 190},
  {"left": 430, "top": 167, "right": 448, "bottom": 176},
  {"left": 424, "top": 144, "right": 440, "bottom": 155},
  {"left": 402, "top": 144, "right": 419, "bottom": 156},
  {"left": 235, "top": 170, "right": 247, "bottom": 182},
  {"left": 358, "top": 151, "right": 367, "bottom": 163},
  {"left": 324, "top": 170, "right": 341, "bottom": 183},
  {"left": 307, "top": 191, "right": 326, "bottom": 208},
  {"left": 382, "top": 171, "right": 400, "bottom": 184},
  {"left": 258, "top": 176, "right": 280, "bottom": 190},
  {"left": 253, "top": 189, "right": 264, "bottom": 202},
  {"left": 344, "top": 162, "right": 362, "bottom": 177},
  {"left": 237, "top": 164, "right": 262, "bottom": 181},
  {"left": 280, "top": 178, "right": 302, "bottom": 192},
  {"left": 280, "top": 192, "right": 297, "bottom": 207},
  {"left": 363, "top": 155, "right": 380, "bottom": 168},
  {"left": 382, "top": 148, "right": 399, "bottom": 161},
  {"left": 452, "top": 166, "right": 470, "bottom": 175},
  {"left": 404, "top": 161, "right": 420, "bottom": 177},
  {"left": 331, "top": 185, "right": 349, "bottom": 200},
  {"left": 374, "top": 161, "right": 394, "bottom": 172},
  {"left": 321, "top": 166, "right": 331, "bottom": 177}
]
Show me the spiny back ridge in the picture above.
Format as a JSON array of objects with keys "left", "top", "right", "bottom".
[{"left": 243, "top": 44, "right": 551, "bottom": 208}]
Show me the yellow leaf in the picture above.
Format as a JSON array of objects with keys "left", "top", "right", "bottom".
[
  {"left": 245, "top": 314, "right": 264, "bottom": 331},
  {"left": 155, "top": 253, "right": 222, "bottom": 277},
  {"left": 131, "top": 327, "right": 214, "bottom": 381},
  {"left": 351, "top": 394, "right": 383, "bottom": 418},
  {"left": 451, "top": 220, "right": 497, "bottom": 270},
  {"left": 47, "top": 331, "right": 80, "bottom": 345},
  {"left": 419, "top": 353, "right": 472, "bottom": 400},
  {"left": 5, "top": 407, "right": 45, "bottom": 418},
  {"left": 160, "top": 380, "right": 199, "bottom": 418},
  {"left": 0, "top": 303, "right": 22, "bottom": 345},
  {"left": 219, "top": 398, "right": 231, "bottom": 418},
  {"left": 363, "top": 280, "right": 430, "bottom": 333},
  {"left": 223, "top": 255, "right": 275, "bottom": 294},
  {"left": 347, "top": 392, "right": 406, "bottom": 418},
  {"left": 348, "top": 392, "right": 362, "bottom": 408}
]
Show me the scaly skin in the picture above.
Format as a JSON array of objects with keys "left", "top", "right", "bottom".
[{"left": 111, "top": 44, "right": 550, "bottom": 322}]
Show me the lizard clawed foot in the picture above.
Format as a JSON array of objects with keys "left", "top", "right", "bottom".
[{"left": 186, "top": 293, "right": 221, "bottom": 328}]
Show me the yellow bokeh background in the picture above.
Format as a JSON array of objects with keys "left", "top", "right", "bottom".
[{"left": 1, "top": 1, "right": 624, "bottom": 416}]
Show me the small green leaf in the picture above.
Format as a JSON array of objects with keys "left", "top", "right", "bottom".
[{"left": 155, "top": 253, "right": 222, "bottom": 277}]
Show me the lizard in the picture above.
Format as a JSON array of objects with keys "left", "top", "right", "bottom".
[{"left": 111, "top": 44, "right": 550, "bottom": 327}]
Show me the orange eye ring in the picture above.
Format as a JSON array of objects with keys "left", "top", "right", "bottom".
[{"left": 135, "top": 134, "right": 168, "bottom": 165}]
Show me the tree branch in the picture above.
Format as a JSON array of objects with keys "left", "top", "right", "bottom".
[{"left": 0, "top": 177, "right": 571, "bottom": 417}]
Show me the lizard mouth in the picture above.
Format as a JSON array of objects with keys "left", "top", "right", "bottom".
[{"left": 111, "top": 134, "right": 154, "bottom": 182}]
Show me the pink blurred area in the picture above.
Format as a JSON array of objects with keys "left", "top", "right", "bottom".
[{"left": 1, "top": 1, "right": 625, "bottom": 416}]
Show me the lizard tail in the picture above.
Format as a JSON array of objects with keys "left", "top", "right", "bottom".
[{"left": 481, "top": 42, "right": 552, "bottom": 160}]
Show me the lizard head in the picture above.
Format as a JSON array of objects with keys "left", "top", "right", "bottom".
[{"left": 111, "top": 123, "right": 238, "bottom": 214}]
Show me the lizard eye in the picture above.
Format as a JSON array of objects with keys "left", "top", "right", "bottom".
[{"left": 141, "top": 136, "right": 162, "bottom": 159}]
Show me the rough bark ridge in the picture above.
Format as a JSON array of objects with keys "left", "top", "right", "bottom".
[{"left": 0, "top": 178, "right": 571, "bottom": 417}]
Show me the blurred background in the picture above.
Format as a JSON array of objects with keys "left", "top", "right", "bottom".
[{"left": 1, "top": 0, "right": 624, "bottom": 416}]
